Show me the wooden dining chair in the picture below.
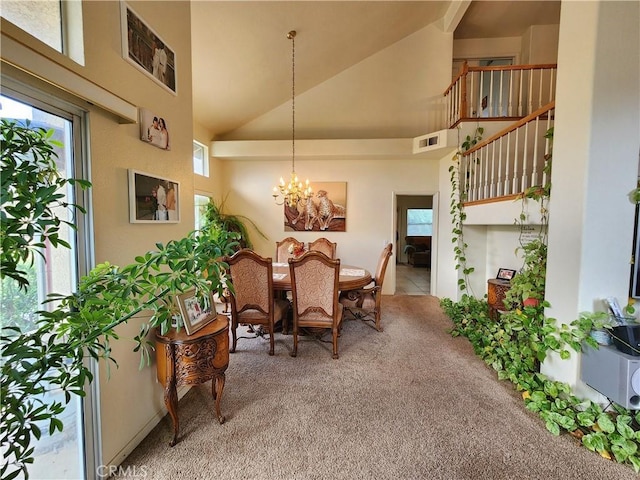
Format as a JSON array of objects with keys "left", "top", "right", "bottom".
[
  {"left": 223, "top": 249, "right": 290, "bottom": 356},
  {"left": 275, "top": 237, "right": 305, "bottom": 262},
  {"left": 289, "top": 251, "right": 343, "bottom": 359},
  {"left": 339, "top": 243, "right": 393, "bottom": 332},
  {"left": 308, "top": 237, "right": 337, "bottom": 258}
]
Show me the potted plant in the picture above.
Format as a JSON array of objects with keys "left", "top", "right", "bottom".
[
  {"left": 1, "top": 119, "right": 238, "bottom": 479},
  {"left": 504, "top": 238, "right": 547, "bottom": 310},
  {"left": 204, "top": 196, "right": 266, "bottom": 249}
]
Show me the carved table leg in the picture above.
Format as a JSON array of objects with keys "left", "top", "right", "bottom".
[
  {"left": 164, "top": 378, "right": 179, "bottom": 446},
  {"left": 212, "top": 373, "right": 226, "bottom": 424}
]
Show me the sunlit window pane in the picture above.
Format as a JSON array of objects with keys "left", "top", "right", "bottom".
[
  {"left": 195, "top": 194, "right": 211, "bottom": 230},
  {"left": 1, "top": 0, "right": 63, "bottom": 52},
  {"left": 1, "top": 94, "right": 84, "bottom": 479},
  {"left": 193, "top": 141, "right": 209, "bottom": 177},
  {"left": 407, "top": 209, "right": 433, "bottom": 236}
]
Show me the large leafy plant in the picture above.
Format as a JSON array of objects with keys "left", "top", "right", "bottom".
[
  {"left": 443, "top": 123, "right": 639, "bottom": 471},
  {"left": 1, "top": 120, "right": 239, "bottom": 479},
  {"left": 442, "top": 296, "right": 640, "bottom": 471}
]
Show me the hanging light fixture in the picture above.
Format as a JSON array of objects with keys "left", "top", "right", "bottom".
[{"left": 273, "top": 30, "right": 312, "bottom": 208}]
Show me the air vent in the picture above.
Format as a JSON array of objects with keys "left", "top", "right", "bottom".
[{"left": 413, "top": 130, "right": 453, "bottom": 154}]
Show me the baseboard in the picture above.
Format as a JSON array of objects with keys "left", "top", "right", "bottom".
[{"left": 102, "top": 386, "right": 190, "bottom": 473}]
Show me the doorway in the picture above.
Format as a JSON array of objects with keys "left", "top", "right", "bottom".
[{"left": 395, "top": 194, "right": 433, "bottom": 295}]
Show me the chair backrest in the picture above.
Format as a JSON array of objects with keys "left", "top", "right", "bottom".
[
  {"left": 289, "top": 251, "right": 340, "bottom": 324},
  {"left": 275, "top": 237, "right": 305, "bottom": 263},
  {"left": 308, "top": 238, "right": 337, "bottom": 259},
  {"left": 374, "top": 243, "right": 393, "bottom": 288},
  {"left": 224, "top": 249, "right": 273, "bottom": 317}
]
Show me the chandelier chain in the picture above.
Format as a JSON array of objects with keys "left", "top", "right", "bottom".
[
  {"left": 272, "top": 30, "right": 311, "bottom": 208},
  {"left": 291, "top": 31, "right": 295, "bottom": 172}
]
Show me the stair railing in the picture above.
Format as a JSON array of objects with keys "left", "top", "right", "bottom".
[
  {"left": 460, "top": 101, "right": 555, "bottom": 204},
  {"left": 444, "top": 62, "right": 557, "bottom": 129}
]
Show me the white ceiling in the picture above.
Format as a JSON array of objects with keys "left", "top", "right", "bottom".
[{"left": 191, "top": 1, "right": 560, "bottom": 139}]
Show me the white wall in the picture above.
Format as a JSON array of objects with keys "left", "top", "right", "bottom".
[
  {"left": 543, "top": 0, "right": 640, "bottom": 391},
  {"left": 521, "top": 24, "right": 560, "bottom": 64},
  {"left": 454, "top": 36, "right": 522, "bottom": 63},
  {"left": 217, "top": 157, "right": 441, "bottom": 295}
]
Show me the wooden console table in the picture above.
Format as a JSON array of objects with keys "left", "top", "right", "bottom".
[
  {"left": 487, "top": 278, "right": 511, "bottom": 320},
  {"left": 154, "top": 314, "right": 229, "bottom": 446}
]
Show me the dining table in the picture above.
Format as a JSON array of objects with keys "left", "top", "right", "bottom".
[{"left": 271, "top": 262, "right": 372, "bottom": 292}]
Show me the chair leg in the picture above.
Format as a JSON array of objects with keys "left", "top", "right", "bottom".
[
  {"left": 374, "top": 310, "right": 383, "bottom": 332},
  {"left": 268, "top": 321, "right": 275, "bottom": 356},
  {"left": 230, "top": 320, "right": 237, "bottom": 353},
  {"left": 291, "top": 324, "right": 298, "bottom": 357},
  {"left": 332, "top": 327, "right": 339, "bottom": 359}
]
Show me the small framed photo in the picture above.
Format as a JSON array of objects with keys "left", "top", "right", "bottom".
[
  {"left": 496, "top": 268, "right": 517, "bottom": 281},
  {"left": 121, "top": 2, "right": 177, "bottom": 94},
  {"left": 128, "top": 169, "right": 179, "bottom": 223},
  {"left": 139, "top": 108, "right": 170, "bottom": 150},
  {"left": 177, "top": 289, "right": 216, "bottom": 335}
]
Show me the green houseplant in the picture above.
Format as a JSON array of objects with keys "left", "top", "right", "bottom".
[
  {"left": 504, "top": 238, "right": 548, "bottom": 309},
  {"left": 1, "top": 119, "right": 238, "bottom": 479},
  {"left": 204, "top": 196, "right": 266, "bottom": 250}
]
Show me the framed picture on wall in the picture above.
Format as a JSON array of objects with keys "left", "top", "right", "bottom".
[
  {"left": 284, "top": 182, "right": 347, "bottom": 232},
  {"left": 120, "top": 2, "right": 177, "bottom": 94},
  {"left": 128, "top": 169, "right": 179, "bottom": 223},
  {"left": 139, "top": 108, "right": 170, "bottom": 150}
]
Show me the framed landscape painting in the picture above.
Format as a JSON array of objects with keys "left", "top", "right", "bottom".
[{"left": 128, "top": 169, "right": 179, "bottom": 223}]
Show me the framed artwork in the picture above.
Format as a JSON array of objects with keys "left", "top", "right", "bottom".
[
  {"left": 176, "top": 289, "right": 216, "bottom": 335},
  {"left": 128, "top": 169, "right": 179, "bottom": 223},
  {"left": 496, "top": 268, "right": 517, "bottom": 281},
  {"left": 284, "top": 181, "right": 347, "bottom": 232},
  {"left": 139, "top": 108, "right": 170, "bottom": 150},
  {"left": 121, "top": 2, "right": 177, "bottom": 94}
]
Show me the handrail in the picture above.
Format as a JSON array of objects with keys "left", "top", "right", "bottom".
[
  {"left": 464, "top": 101, "right": 555, "bottom": 156},
  {"left": 459, "top": 102, "right": 555, "bottom": 203},
  {"left": 464, "top": 63, "right": 558, "bottom": 73}
]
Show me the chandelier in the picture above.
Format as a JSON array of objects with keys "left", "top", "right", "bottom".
[{"left": 272, "top": 30, "right": 312, "bottom": 208}]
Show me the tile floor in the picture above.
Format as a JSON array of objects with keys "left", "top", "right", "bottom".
[{"left": 395, "top": 263, "right": 430, "bottom": 295}]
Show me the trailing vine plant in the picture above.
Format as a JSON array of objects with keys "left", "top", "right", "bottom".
[
  {"left": 449, "top": 126, "right": 483, "bottom": 293},
  {"left": 442, "top": 124, "right": 640, "bottom": 471}
]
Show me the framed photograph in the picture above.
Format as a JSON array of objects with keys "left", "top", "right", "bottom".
[
  {"left": 284, "top": 181, "right": 347, "bottom": 232},
  {"left": 177, "top": 289, "right": 216, "bottom": 335},
  {"left": 496, "top": 268, "right": 517, "bottom": 281},
  {"left": 121, "top": 2, "right": 177, "bottom": 94},
  {"left": 139, "top": 108, "right": 170, "bottom": 150},
  {"left": 128, "top": 169, "right": 179, "bottom": 223}
]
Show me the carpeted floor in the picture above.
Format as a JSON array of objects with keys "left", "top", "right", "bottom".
[{"left": 120, "top": 296, "right": 637, "bottom": 479}]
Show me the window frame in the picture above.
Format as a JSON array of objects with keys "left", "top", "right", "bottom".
[{"left": 193, "top": 140, "right": 209, "bottom": 177}]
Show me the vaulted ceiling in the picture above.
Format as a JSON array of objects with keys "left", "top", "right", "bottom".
[{"left": 191, "top": 1, "right": 560, "bottom": 139}]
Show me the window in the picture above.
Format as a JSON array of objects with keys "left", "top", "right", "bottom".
[
  {"left": 407, "top": 209, "right": 433, "bottom": 236},
  {"left": 1, "top": 90, "right": 94, "bottom": 479},
  {"left": 1, "top": 0, "right": 85, "bottom": 64},
  {"left": 193, "top": 140, "right": 209, "bottom": 177},
  {"left": 195, "top": 194, "right": 211, "bottom": 230}
]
